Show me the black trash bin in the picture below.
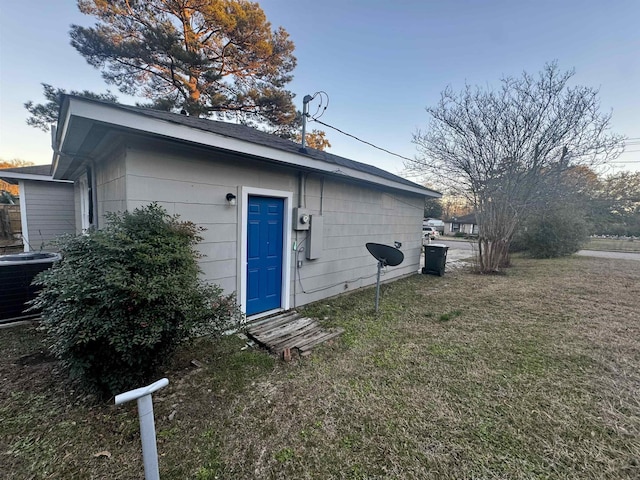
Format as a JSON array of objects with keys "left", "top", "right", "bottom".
[
  {"left": 422, "top": 244, "right": 449, "bottom": 276},
  {"left": 0, "top": 252, "right": 61, "bottom": 322}
]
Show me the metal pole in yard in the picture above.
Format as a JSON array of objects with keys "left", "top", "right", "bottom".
[{"left": 115, "top": 378, "right": 169, "bottom": 480}]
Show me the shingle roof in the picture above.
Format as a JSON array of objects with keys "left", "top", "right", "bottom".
[
  {"left": 1, "top": 164, "right": 52, "bottom": 176},
  {"left": 67, "top": 96, "right": 438, "bottom": 196},
  {"left": 0, "top": 164, "right": 53, "bottom": 184},
  {"left": 446, "top": 213, "right": 478, "bottom": 224}
]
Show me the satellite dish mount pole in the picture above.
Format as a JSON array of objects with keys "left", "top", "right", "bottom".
[
  {"left": 375, "top": 260, "right": 384, "bottom": 312},
  {"left": 365, "top": 243, "right": 404, "bottom": 313}
]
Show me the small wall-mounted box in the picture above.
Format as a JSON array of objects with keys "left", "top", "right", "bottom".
[
  {"left": 293, "top": 207, "right": 311, "bottom": 230},
  {"left": 306, "top": 215, "right": 323, "bottom": 260}
]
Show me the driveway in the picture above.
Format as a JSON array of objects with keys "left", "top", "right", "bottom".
[
  {"left": 576, "top": 250, "right": 640, "bottom": 261},
  {"left": 422, "top": 239, "right": 640, "bottom": 263},
  {"left": 432, "top": 239, "right": 476, "bottom": 252},
  {"left": 419, "top": 239, "right": 476, "bottom": 271}
]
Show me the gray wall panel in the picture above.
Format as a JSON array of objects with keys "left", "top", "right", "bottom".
[{"left": 22, "top": 181, "right": 75, "bottom": 250}]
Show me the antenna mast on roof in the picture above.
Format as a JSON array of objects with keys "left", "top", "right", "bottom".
[
  {"left": 299, "top": 91, "right": 329, "bottom": 153},
  {"left": 300, "top": 94, "right": 313, "bottom": 153}
]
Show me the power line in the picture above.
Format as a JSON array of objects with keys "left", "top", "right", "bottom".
[
  {"left": 309, "top": 117, "right": 640, "bottom": 167},
  {"left": 312, "top": 118, "right": 415, "bottom": 163},
  {"left": 310, "top": 118, "right": 640, "bottom": 164}
]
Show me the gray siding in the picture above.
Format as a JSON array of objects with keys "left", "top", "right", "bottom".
[
  {"left": 22, "top": 181, "right": 75, "bottom": 250},
  {"left": 95, "top": 149, "right": 127, "bottom": 226},
  {"left": 73, "top": 181, "right": 84, "bottom": 234},
  {"left": 123, "top": 143, "right": 293, "bottom": 294},
  {"left": 292, "top": 176, "right": 423, "bottom": 305},
  {"left": 95, "top": 140, "right": 424, "bottom": 311}
]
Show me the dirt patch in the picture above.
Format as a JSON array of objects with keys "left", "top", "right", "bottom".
[{"left": 16, "top": 350, "right": 56, "bottom": 366}]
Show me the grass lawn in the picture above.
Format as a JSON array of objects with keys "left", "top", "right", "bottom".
[
  {"left": 584, "top": 237, "right": 640, "bottom": 253},
  {"left": 1, "top": 255, "right": 639, "bottom": 479}
]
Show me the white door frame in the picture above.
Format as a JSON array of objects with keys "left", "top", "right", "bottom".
[
  {"left": 18, "top": 181, "right": 29, "bottom": 252},
  {"left": 78, "top": 172, "right": 92, "bottom": 232},
  {"left": 239, "top": 186, "right": 292, "bottom": 318}
]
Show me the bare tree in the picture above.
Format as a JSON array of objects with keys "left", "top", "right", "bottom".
[
  {"left": 407, "top": 63, "right": 623, "bottom": 272},
  {"left": 440, "top": 194, "right": 473, "bottom": 220}
]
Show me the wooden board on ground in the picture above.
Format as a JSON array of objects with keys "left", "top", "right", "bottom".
[
  {"left": 246, "top": 311, "right": 344, "bottom": 357},
  {"left": 245, "top": 311, "right": 300, "bottom": 333},
  {"left": 252, "top": 317, "right": 314, "bottom": 342}
]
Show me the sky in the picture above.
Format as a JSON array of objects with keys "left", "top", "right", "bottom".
[{"left": 1, "top": 0, "right": 639, "bottom": 178}]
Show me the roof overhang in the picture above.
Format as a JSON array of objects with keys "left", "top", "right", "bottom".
[
  {"left": 0, "top": 170, "right": 72, "bottom": 185},
  {"left": 54, "top": 97, "right": 439, "bottom": 197}
]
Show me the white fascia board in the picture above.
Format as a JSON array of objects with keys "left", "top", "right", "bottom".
[
  {"left": 52, "top": 103, "right": 73, "bottom": 174},
  {"left": 0, "top": 171, "right": 72, "bottom": 183},
  {"left": 64, "top": 98, "right": 438, "bottom": 197}
]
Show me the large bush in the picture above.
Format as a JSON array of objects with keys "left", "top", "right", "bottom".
[
  {"left": 32, "top": 204, "right": 243, "bottom": 397},
  {"left": 513, "top": 208, "right": 589, "bottom": 258}
]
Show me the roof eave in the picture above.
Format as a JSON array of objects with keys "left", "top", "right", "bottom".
[
  {"left": 0, "top": 171, "right": 72, "bottom": 184},
  {"left": 56, "top": 96, "right": 440, "bottom": 197}
]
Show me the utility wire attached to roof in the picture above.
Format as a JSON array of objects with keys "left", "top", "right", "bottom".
[{"left": 312, "top": 118, "right": 415, "bottom": 163}]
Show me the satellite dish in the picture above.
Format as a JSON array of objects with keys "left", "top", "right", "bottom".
[
  {"left": 366, "top": 243, "right": 404, "bottom": 267},
  {"left": 365, "top": 243, "right": 405, "bottom": 312}
]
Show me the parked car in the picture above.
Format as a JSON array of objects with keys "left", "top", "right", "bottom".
[{"left": 422, "top": 226, "right": 439, "bottom": 240}]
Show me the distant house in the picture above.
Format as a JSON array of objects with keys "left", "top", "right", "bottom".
[
  {"left": 446, "top": 213, "right": 478, "bottom": 235},
  {"left": 0, "top": 165, "right": 75, "bottom": 251},
  {"left": 51, "top": 95, "right": 441, "bottom": 318}
]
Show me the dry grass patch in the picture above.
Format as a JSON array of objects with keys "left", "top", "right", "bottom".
[
  {"left": 585, "top": 238, "right": 640, "bottom": 253},
  {"left": 1, "top": 255, "right": 639, "bottom": 479}
]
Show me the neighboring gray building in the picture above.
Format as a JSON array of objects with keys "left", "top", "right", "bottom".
[
  {"left": 446, "top": 213, "right": 478, "bottom": 235},
  {"left": 52, "top": 95, "right": 441, "bottom": 318},
  {"left": 0, "top": 165, "right": 75, "bottom": 251}
]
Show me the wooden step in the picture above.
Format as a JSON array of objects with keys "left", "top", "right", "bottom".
[
  {"left": 270, "top": 326, "right": 325, "bottom": 352},
  {"left": 251, "top": 317, "right": 314, "bottom": 342},
  {"left": 246, "top": 311, "right": 345, "bottom": 357},
  {"left": 297, "top": 328, "right": 345, "bottom": 353},
  {"left": 246, "top": 311, "right": 299, "bottom": 333}
]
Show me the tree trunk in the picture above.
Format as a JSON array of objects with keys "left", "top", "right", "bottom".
[{"left": 475, "top": 201, "right": 518, "bottom": 273}]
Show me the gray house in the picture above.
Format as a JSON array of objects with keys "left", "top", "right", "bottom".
[
  {"left": 52, "top": 95, "right": 440, "bottom": 318},
  {"left": 446, "top": 213, "right": 478, "bottom": 235},
  {"left": 0, "top": 165, "right": 75, "bottom": 251}
]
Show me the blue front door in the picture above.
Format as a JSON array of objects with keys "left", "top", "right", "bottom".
[{"left": 246, "top": 196, "right": 284, "bottom": 315}]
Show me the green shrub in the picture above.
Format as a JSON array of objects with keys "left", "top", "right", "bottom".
[
  {"left": 508, "top": 232, "right": 528, "bottom": 253},
  {"left": 454, "top": 232, "right": 465, "bottom": 238},
  {"left": 514, "top": 208, "right": 589, "bottom": 258},
  {"left": 31, "top": 204, "right": 243, "bottom": 397}
]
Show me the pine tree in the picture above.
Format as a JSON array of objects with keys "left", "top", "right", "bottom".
[
  {"left": 27, "top": 1, "right": 299, "bottom": 135},
  {"left": 71, "top": 0, "right": 298, "bottom": 130}
]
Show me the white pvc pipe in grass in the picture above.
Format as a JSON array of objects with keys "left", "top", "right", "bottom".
[{"left": 115, "top": 378, "right": 169, "bottom": 480}]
